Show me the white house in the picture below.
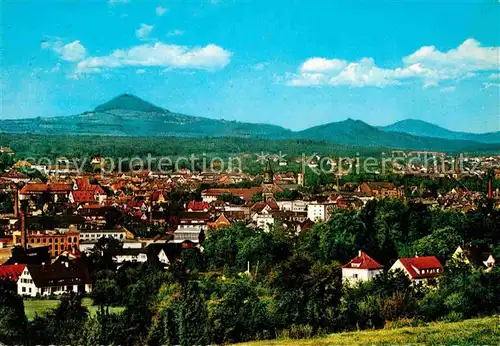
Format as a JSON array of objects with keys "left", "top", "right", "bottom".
[
  {"left": 277, "top": 200, "right": 309, "bottom": 212},
  {"left": 390, "top": 256, "right": 442, "bottom": 285},
  {"left": 255, "top": 213, "right": 275, "bottom": 232},
  {"left": 79, "top": 229, "right": 130, "bottom": 253},
  {"left": 17, "top": 261, "right": 92, "bottom": 297},
  {"left": 79, "top": 229, "right": 127, "bottom": 242},
  {"left": 307, "top": 202, "right": 335, "bottom": 222},
  {"left": 113, "top": 248, "right": 148, "bottom": 264},
  {"left": 342, "top": 250, "right": 383, "bottom": 283},
  {"left": 173, "top": 224, "right": 203, "bottom": 243}
]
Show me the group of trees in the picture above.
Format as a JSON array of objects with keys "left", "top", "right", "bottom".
[{"left": 1, "top": 198, "right": 499, "bottom": 345}]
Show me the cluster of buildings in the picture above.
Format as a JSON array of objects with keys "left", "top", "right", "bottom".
[
  {"left": 0, "top": 150, "right": 497, "bottom": 297},
  {"left": 342, "top": 245, "right": 496, "bottom": 286}
]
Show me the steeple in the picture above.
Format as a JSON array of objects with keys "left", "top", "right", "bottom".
[{"left": 263, "top": 159, "right": 274, "bottom": 185}]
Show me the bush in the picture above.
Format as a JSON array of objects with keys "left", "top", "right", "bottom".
[
  {"left": 441, "top": 311, "right": 464, "bottom": 322},
  {"left": 384, "top": 318, "right": 426, "bottom": 329},
  {"left": 278, "top": 324, "right": 314, "bottom": 340}
]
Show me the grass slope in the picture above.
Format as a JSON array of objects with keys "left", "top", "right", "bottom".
[
  {"left": 24, "top": 297, "right": 124, "bottom": 320},
  {"left": 236, "top": 316, "right": 500, "bottom": 346}
]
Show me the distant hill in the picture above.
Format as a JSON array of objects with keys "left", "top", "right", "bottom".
[
  {"left": 379, "top": 119, "right": 500, "bottom": 143},
  {"left": 0, "top": 94, "right": 292, "bottom": 139},
  {"left": 0, "top": 94, "right": 498, "bottom": 153},
  {"left": 293, "top": 118, "right": 498, "bottom": 152},
  {"left": 94, "top": 94, "right": 167, "bottom": 113}
]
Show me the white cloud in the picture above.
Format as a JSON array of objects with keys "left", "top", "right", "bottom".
[
  {"left": 75, "top": 42, "right": 232, "bottom": 74},
  {"left": 289, "top": 58, "right": 439, "bottom": 87},
  {"left": 156, "top": 6, "right": 167, "bottom": 16},
  {"left": 299, "top": 58, "right": 347, "bottom": 73},
  {"left": 167, "top": 29, "right": 184, "bottom": 37},
  {"left": 287, "top": 72, "right": 327, "bottom": 86},
  {"left": 136, "top": 24, "right": 154, "bottom": 40},
  {"left": 136, "top": 69, "right": 146, "bottom": 74},
  {"left": 41, "top": 40, "right": 87, "bottom": 62},
  {"left": 403, "top": 38, "right": 499, "bottom": 71},
  {"left": 286, "top": 38, "right": 500, "bottom": 88}
]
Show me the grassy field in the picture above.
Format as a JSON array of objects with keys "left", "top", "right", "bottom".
[
  {"left": 24, "top": 297, "right": 124, "bottom": 320},
  {"left": 237, "top": 316, "right": 500, "bottom": 346}
]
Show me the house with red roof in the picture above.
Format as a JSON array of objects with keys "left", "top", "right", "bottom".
[
  {"left": 0, "top": 264, "right": 26, "bottom": 283},
  {"left": 69, "top": 190, "right": 98, "bottom": 204},
  {"left": 0, "top": 170, "right": 30, "bottom": 184},
  {"left": 390, "top": 255, "right": 442, "bottom": 285},
  {"left": 342, "top": 250, "right": 383, "bottom": 283},
  {"left": 207, "top": 213, "right": 231, "bottom": 230},
  {"left": 187, "top": 201, "right": 210, "bottom": 212}
]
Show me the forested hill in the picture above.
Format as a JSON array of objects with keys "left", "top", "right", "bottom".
[
  {"left": 378, "top": 119, "right": 500, "bottom": 144},
  {"left": 0, "top": 94, "right": 499, "bottom": 152}
]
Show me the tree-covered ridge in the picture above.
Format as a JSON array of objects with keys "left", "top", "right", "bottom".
[
  {"left": 0, "top": 94, "right": 498, "bottom": 150},
  {"left": 379, "top": 119, "right": 500, "bottom": 144}
]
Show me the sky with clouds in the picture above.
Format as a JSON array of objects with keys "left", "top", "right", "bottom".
[{"left": 1, "top": 0, "right": 499, "bottom": 133}]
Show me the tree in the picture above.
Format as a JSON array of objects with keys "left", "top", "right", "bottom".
[
  {"left": 410, "top": 226, "right": 462, "bottom": 260},
  {"left": 209, "top": 277, "right": 272, "bottom": 344},
  {"left": 0, "top": 279, "right": 27, "bottom": 344},
  {"left": 28, "top": 293, "right": 88, "bottom": 344},
  {"left": 87, "top": 236, "right": 123, "bottom": 272},
  {"left": 175, "top": 282, "right": 209, "bottom": 346},
  {"left": 269, "top": 255, "right": 342, "bottom": 334}
]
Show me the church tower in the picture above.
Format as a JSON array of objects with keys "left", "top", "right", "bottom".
[
  {"left": 297, "top": 169, "right": 304, "bottom": 187},
  {"left": 263, "top": 159, "right": 274, "bottom": 185},
  {"left": 262, "top": 159, "right": 276, "bottom": 203}
]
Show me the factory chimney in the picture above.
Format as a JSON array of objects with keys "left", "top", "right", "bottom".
[
  {"left": 487, "top": 170, "right": 493, "bottom": 200},
  {"left": 20, "top": 211, "right": 27, "bottom": 250}
]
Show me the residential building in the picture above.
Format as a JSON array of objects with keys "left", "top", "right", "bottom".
[
  {"left": 307, "top": 201, "right": 335, "bottom": 222},
  {"left": 452, "top": 245, "right": 496, "bottom": 271},
  {"left": 358, "top": 182, "right": 400, "bottom": 198},
  {"left": 341, "top": 250, "right": 383, "bottom": 283},
  {"left": 174, "top": 224, "right": 203, "bottom": 243},
  {"left": 0, "top": 264, "right": 26, "bottom": 283},
  {"left": 390, "top": 256, "right": 442, "bottom": 285},
  {"left": 17, "top": 260, "right": 92, "bottom": 297},
  {"left": 277, "top": 200, "right": 309, "bottom": 212}
]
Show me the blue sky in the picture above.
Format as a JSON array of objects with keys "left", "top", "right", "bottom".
[{"left": 1, "top": 0, "right": 499, "bottom": 133}]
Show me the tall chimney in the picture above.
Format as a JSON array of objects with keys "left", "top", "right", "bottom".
[
  {"left": 13, "top": 183, "right": 19, "bottom": 218},
  {"left": 487, "top": 171, "right": 493, "bottom": 199},
  {"left": 20, "top": 211, "right": 27, "bottom": 250}
]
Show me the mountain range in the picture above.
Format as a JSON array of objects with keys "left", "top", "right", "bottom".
[{"left": 1, "top": 94, "right": 498, "bottom": 152}]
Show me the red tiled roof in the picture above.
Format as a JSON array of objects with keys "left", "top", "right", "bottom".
[
  {"left": 75, "top": 178, "right": 91, "bottom": 190},
  {"left": 398, "top": 256, "right": 442, "bottom": 278},
  {"left": 187, "top": 201, "right": 210, "bottom": 211},
  {"left": 71, "top": 190, "right": 96, "bottom": 203},
  {"left": 20, "top": 183, "right": 49, "bottom": 194},
  {"left": 342, "top": 251, "right": 383, "bottom": 270},
  {"left": 0, "top": 170, "right": 28, "bottom": 179},
  {"left": 48, "top": 183, "right": 73, "bottom": 192},
  {"left": 0, "top": 264, "right": 26, "bottom": 282}
]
